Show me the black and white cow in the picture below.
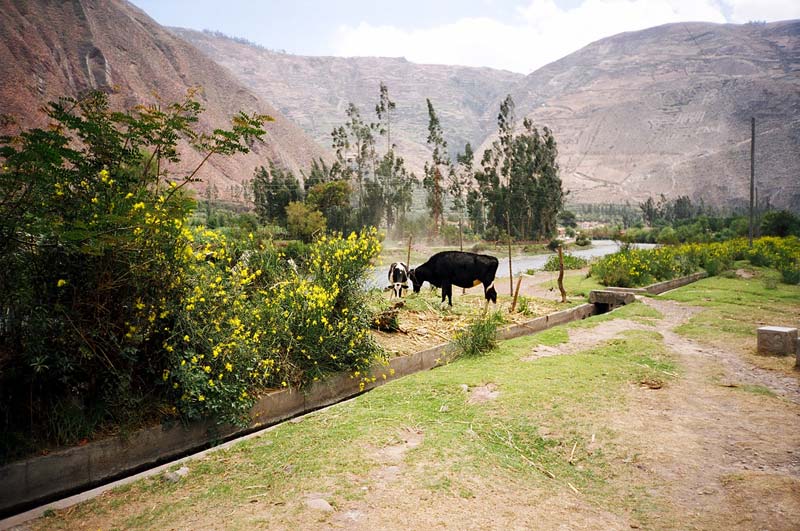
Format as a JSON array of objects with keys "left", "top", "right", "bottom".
[
  {"left": 387, "top": 262, "right": 410, "bottom": 298},
  {"left": 409, "top": 251, "right": 498, "bottom": 307}
]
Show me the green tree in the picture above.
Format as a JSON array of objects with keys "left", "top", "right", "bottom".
[
  {"left": 475, "top": 95, "right": 563, "bottom": 240},
  {"left": 301, "top": 157, "right": 334, "bottom": 192},
  {"left": 251, "top": 161, "right": 303, "bottom": 226},
  {"left": 306, "top": 179, "right": 353, "bottom": 233},
  {"left": 286, "top": 201, "right": 326, "bottom": 242},
  {"left": 330, "top": 103, "right": 376, "bottom": 226},
  {"left": 373, "top": 83, "right": 415, "bottom": 232},
  {"left": 423, "top": 99, "right": 449, "bottom": 236},
  {"left": 760, "top": 210, "right": 800, "bottom": 237},
  {"left": 449, "top": 143, "right": 473, "bottom": 249}
]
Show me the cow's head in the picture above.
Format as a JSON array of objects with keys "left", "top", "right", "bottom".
[{"left": 409, "top": 268, "right": 422, "bottom": 293}]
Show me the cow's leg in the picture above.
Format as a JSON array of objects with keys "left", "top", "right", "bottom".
[{"left": 441, "top": 281, "right": 452, "bottom": 307}]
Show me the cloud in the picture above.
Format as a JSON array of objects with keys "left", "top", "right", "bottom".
[
  {"left": 725, "top": 0, "right": 800, "bottom": 23},
  {"left": 331, "top": 0, "right": 796, "bottom": 74}
]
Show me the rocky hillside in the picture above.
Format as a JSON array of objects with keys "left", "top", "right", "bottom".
[
  {"left": 0, "top": 0, "right": 328, "bottom": 196},
  {"left": 171, "top": 28, "right": 524, "bottom": 174},
  {"left": 490, "top": 20, "right": 800, "bottom": 209},
  {"left": 176, "top": 21, "right": 799, "bottom": 210}
]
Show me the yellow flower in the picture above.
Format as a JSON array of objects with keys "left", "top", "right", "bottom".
[
  {"left": 57, "top": 279, "right": 67, "bottom": 288},
  {"left": 198, "top": 395, "right": 205, "bottom": 402}
]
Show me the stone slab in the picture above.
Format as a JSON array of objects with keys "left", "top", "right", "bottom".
[
  {"left": 589, "top": 290, "right": 636, "bottom": 308},
  {"left": 757, "top": 326, "right": 798, "bottom": 356}
]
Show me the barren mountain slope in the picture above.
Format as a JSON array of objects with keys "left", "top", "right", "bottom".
[
  {"left": 487, "top": 21, "right": 800, "bottom": 209},
  {"left": 171, "top": 28, "right": 524, "bottom": 175},
  {"left": 0, "top": 0, "right": 328, "bottom": 195}
]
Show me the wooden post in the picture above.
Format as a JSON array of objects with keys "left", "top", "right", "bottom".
[
  {"left": 406, "top": 234, "right": 412, "bottom": 267},
  {"left": 557, "top": 246, "right": 567, "bottom": 303},
  {"left": 749, "top": 117, "right": 755, "bottom": 247},
  {"left": 460, "top": 216, "right": 466, "bottom": 294},
  {"left": 511, "top": 275, "right": 523, "bottom": 313},
  {"left": 506, "top": 213, "right": 513, "bottom": 296}
]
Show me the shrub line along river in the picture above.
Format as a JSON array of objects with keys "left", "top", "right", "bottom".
[{"left": 369, "top": 240, "right": 657, "bottom": 288}]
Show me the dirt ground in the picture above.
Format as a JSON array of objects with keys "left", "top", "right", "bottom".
[{"left": 304, "top": 296, "right": 800, "bottom": 530}]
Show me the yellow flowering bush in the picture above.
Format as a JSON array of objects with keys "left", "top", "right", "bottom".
[
  {"left": 591, "top": 237, "right": 799, "bottom": 288},
  {"left": 165, "top": 228, "right": 384, "bottom": 424}
]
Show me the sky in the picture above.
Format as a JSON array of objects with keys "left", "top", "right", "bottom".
[{"left": 130, "top": 0, "right": 800, "bottom": 74}]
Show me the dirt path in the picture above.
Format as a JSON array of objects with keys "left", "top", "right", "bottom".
[{"left": 604, "top": 297, "right": 800, "bottom": 530}]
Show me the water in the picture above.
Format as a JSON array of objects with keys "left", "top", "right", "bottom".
[{"left": 368, "top": 240, "right": 656, "bottom": 289}]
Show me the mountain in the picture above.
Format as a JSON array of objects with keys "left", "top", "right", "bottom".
[
  {"left": 493, "top": 20, "right": 800, "bottom": 210},
  {"left": 170, "top": 28, "right": 524, "bottom": 175},
  {"left": 175, "top": 21, "right": 799, "bottom": 211},
  {"left": 0, "top": 0, "right": 328, "bottom": 196}
]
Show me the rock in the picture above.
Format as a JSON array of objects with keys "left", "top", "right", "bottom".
[
  {"left": 305, "top": 498, "right": 334, "bottom": 512},
  {"left": 340, "top": 509, "right": 363, "bottom": 521},
  {"left": 162, "top": 466, "right": 189, "bottom": 483}
]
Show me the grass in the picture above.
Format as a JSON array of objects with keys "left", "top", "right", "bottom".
[
  {"left": 536, "top": 270, "right": 605, "bottom": 299},
  {"left": 568, "top": 300, "right": 663, "bottom": 329},
  {"left": 32, "top": 311, "right": 676, "bottom": 531}
]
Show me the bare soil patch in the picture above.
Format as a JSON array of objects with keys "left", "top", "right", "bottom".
[{"left": 467, "top": 383, "right": 501, "bottom": 404}]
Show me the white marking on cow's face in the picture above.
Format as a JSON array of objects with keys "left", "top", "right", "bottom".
[{"left": 393, "top": 282, "right": 404, "bottom": 297}]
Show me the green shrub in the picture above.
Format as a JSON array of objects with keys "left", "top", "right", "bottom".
[
  {"left": 452, "top": 312, "right": 504, "bottom": 358},
  {"left": 542, "top": 253, "right": 589, "bottom": 271},
  {"left": 575, "top": 232, "right": 591, "bottom": 246}
]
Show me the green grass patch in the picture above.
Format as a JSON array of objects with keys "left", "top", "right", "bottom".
[
  {"left": 660, "top": 273, "right": 800, "bottom": 344},
  {"left": 732, "top": 384, "right": 777, "bottom": 398},
  {"left": 568, "top": 301, "right": 663, "bottom": 329},
  {"left": 536, "top": 271, "right": 605, "bottom": 299}
]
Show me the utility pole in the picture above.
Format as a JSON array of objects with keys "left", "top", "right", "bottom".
[{"left": 749, "top": 117, "right": 755, "bottom": 247}]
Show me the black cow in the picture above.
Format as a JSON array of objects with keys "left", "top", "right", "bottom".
[
  {"left": 410, "top": 251, "right": 498, "bottom": 307},
  {"left": 388, "top": 262, "right": 410, "bottom": 298}
]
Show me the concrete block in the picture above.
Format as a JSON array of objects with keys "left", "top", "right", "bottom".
[
  {"left": 250, "top": 388, "right": 305, "bottom": 428},
  {"left": 386, "top": 354, "right": 421, "bottom": 379},
  {"left": 589, "top": 290, "right": 636, "bottom": 306},
  {"left": 418, "top": 344, "right": 449, "bottom": 370},
  {"left": 645, "top": 272, "right": 707, "bottom": 295},
  {"left": 304, "top": 372, "right": 361, "bottom": 411},
  {"left": 0, "top": 462, "right": 28, "bottom": 510},
  {"left": 757, "top": 326, "right": 798, "bottom": 356}
]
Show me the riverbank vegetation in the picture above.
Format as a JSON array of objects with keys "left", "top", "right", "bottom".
[{"left": 590, "top": 237, "right": 800, "bottom": 287}]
